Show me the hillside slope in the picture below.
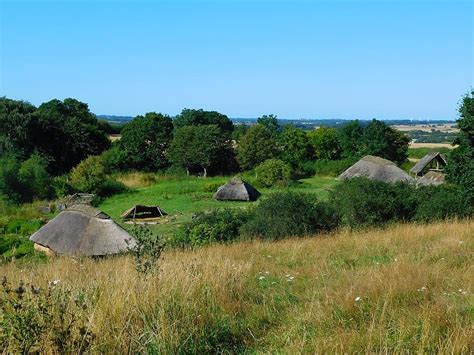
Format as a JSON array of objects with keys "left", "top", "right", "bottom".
[{"left": 1, "top": 220, "right": 472, "bottom": 353}]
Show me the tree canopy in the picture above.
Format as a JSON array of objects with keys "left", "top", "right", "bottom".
[
  {"left": 237, "top": 124, "right": 279, "bottom": 170},
  {"left": 308, "top": 127, "right": 341, "bottom": 160},
  {"left": 174, "top": 109, "right": 234, "bottom": 135}
]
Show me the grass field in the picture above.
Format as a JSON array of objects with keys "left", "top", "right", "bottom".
[
  {"left": 99, "top": 174, "right": 339, "bottom": 237},
  {"left": 1, "top": 219, "right": 472, "bottom": 353}
]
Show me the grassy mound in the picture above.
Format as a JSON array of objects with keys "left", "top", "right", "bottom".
[{"left": 1, "top": 220, "right": 472, "bottom": 353}]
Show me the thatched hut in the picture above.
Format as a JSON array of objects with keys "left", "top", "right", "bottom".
[
  {"left": 410, "top": 152, "right": 447, "bottom": 178},
  {"left": 121, "top": 205, "right": 167, "bottom": 220},
  {"left": 339, "top": 155, "right": 415, "bottom": 184},
  {"left": 417, "top": 171, "right": 445, "bottom": 186},
  {"left": 213, "top": 177, "right": 261, "bottom": 201},
  {"left": 30, "top": 204, "right": 136, "bottom": 256}
]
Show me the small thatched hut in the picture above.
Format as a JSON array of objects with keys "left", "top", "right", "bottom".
[
  {"left": 417, "top": 171, "right": 445, "bottom": 186},
  {"left": 30, "top": 204, "right": 136, "bottom": 256},
  {"left": 213, "top": 177, "right": 261, "bottom": 201},
  {"left": 121, "top": 205, "right": 167, "bottom": 220},
  {"left": 339, "top": 155, "right": 415, "bottom": 184},
  {"left": 410, "top": 152, "right": 447, "bottom": 178}
]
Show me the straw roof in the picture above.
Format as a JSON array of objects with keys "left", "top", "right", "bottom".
[
  {"left": 339, "top": 155, "right": 415, "bottom": 184},
  {"left": 213, "top": 177, "right": 261, "bottom": 201},
  {"left": 122, "top": 205, "right": 167, "bottom": 220},
  {"left": 30, "top": 204, "right": 136, "bottom": 256},
  {"left": 417, "top": 171, "right": 445, "bottom": 186},
  {"left": 410, "top": 152, "right": 447, "bottom": 175}
]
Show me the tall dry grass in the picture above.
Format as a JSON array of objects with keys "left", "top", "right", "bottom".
[{"left": 1, "top": 220, "right": 473, "bottom": 353}]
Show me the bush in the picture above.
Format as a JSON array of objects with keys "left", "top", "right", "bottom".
[
  {"left": 203, "top": 182, "right": 222, "bottom": 193},
  {"left": 172, "top": 208, "right": 250, "bottom": 247},
  {"left": 51, "top": 175, "right": 74, "bottom": 198},
  {"left": 101, "top": 145, "right": 127, "bottom": 173},
  {"left": 330, "top": 178, "right": 417, "bottom": 228},
  {"left": 241, "top": 192, "right": 340, "bottom": 240},
  {"left": 131, "top": 226, "right": 164, "bottom": 275},
  {"left": 18, "top": 154, "right": 52, "bottom": 201},
  {"left": 255, "top": 159, "right": 291, "bottom": 187},
  {"left": 312, "top": 157, "right": 358, "bottom": 177},
  {"left": 414, "top": 185, "right": 473, "bottom": 222}
]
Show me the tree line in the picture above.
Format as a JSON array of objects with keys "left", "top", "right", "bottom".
[{"left": 0, "top": 91, "right": 472, "bottom": 204}]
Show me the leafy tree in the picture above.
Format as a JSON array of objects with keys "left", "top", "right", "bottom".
[
  {"left": 255, "top": 159, "right": 291, "bottom": 187},
  {"left": 337, "top": 120, "right": 364, "bottom": 158},
  {"left": 257, "top": 114, "right": 279, "bottom": 135},
  {"left": 360, "top": 119, "right": 409, "bottom": 164},
  {"left": 0, "top": 155, "right": 22, "bottom": 203},
  {"left": 70, "top": 156, "right": 107, "bottom": 194},
  {"left": 446, "top": 91, "right": 474, "bottom": 200},
  {"left": 174, "top": 108, "right": 234, "bottom": 135},
  {"left": 18, "top": 154, "right": 52, "bottom": 201},
  {"left": 34, "top": 98, "right": 110, "bottom": 174},
  {"left": 119, "top": 112, "right": 173, "bottom": 171},
  {"left": 0, "top": 97, "right": 37, "bottom": 159},
  {"left": 308, "top": 127, "right": 342, "bottom": 160},
  {"left": 236, "top": 124, "right": 279, "bottom": 170},
  {"left": 278, "top": 125, "right": 314, "bottom": 170},
  {"left": 169, "top": 125, "right": 233, "bottom": 177}
]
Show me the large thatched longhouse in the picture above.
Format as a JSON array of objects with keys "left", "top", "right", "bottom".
[
  {"left": 213, "top": 177, "right": 261, "bottom": 201},
  {"left": 339, "top": 155, "right": 415, "bottom": 184},
  {"left": 30, "top": 204, "right": 136, "bottom": 256}
]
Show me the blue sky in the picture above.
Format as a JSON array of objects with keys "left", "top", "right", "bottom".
[{"left": 1, "top": 0, "right": 472, "bottom": 119}]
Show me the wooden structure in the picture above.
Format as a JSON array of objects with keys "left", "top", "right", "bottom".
[
  {"left": 410, "top": 152, "right": 447, "bottom": 178},
  {"left": 121, "top": 205, "right": 167, "bottom": 220}
]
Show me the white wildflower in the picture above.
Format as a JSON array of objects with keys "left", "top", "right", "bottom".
[
  {"left": 417, "top": 286, "right": 428, "bottom": 292},
  {"left": 355, "top": 296, "right": 361, "bottom": 302},
  {"left": 258, "top": 276, "right": 265, "bottom": 280}
]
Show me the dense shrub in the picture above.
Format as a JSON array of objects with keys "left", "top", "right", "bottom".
[
  {"left": 312, "top": 157, "right": 358, "bottom": 177},
  {"left": 70, "top": 156, "right": 126, "bottom": 197},
  {"left": 330, "top": 178, "right": 417, "bottom": 228},
  {"left": 101, "top": 145, "right": 127, "bottom": 173},
  {"left": 172, "top": 208, "right": 250, "bottom": 247},
  {"left": 414, "top": 185, "right": 473, "bottom": 222},
  {"left": 255, "top": 159, "right": 291, "bottom": 187},
  {"left": 241, "top": 192, "right": 340, "bottom": 240}
]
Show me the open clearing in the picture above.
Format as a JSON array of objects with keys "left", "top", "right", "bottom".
[
  {"left": 99, "top": 175, "right": 339, "bottom": 237},
  {"left": 1, "top": 219, "right": 472, "bottom": 353}
]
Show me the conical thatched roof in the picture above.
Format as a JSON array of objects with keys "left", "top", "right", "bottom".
[
  {"left": 213, "top": 177, "right": 261, "bottom": 201},
  {"left": 417, "top": 171, "right": 445, "bottom": 186},
  {"left": 339, "top": 155, "right": 415, "bottom": 184},
  {"left": 30, "top": 204, "right": 136, "bottom": 256}
]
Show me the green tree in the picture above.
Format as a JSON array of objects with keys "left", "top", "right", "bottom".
[
  {"left": 337, "top": 120, "right": 364, "bottom": 158},
  {"left": 174, "top": 109, "right": 234, "bottom": 135},
  {"left": 278, "top": 125, "right": 314, "bottom": 170},
  {"left": 119, "top": 112, "right": 174, "bottom": 171},
  {"left": 0, "top": 97, "right": 37, "bottom": 159},
  {"left": 445, "top": 90, "right": 474, "bottom": 199},
  {"left": 257, "top": 114, "right": 279, "bottom": 135},
  {"left": 308, "top": 127, "right": 342, "bottom": 160},
  {"left": 237, "top": 124, "right": 278, "bottom": 170},
  {"left": 0, "top": 155, "right": 22, "bottom": 203},
  {"left": 255, "top": 159, "right": 291, "bottom": 187},
  {"left": 18, "top": 154, "right": 52, "bottom": 201},
  {"left": 360, "top": 119, "right": 409, "bottom": 164},
  {"left": 169, "top": 125, "right": 232, "bottom": 177},
  {"left": 34, "top": 98, "right": 110, "bottom": 174},
  {"left": 70, "top": 155, "right": 107, "bottom": 194}
]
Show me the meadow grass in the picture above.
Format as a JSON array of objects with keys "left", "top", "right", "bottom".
[
  {"left": 99, "top": 174, "right": 338, "bottom": 237},
  {"left": 1, "top": 219, "right": 472, "bottom": 353}
]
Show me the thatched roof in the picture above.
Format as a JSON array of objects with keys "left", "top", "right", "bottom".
[
  {"left": 122, "top": 205, "right": 167, "bottom": 220},
  {"left": 30, "top": 204, "right": 136, "bottom": 256},
  {"left": 410, "top": 152, "right": 447, "bottom": 175},
  {"left": 417, "top": 171, "right": 445, "bottom": 186},
  {"left": 213, "top": 177, "right": 261, "bottom": 201},
  {"left": 339, "top": 155, "right": 415, "bottom": 184}
]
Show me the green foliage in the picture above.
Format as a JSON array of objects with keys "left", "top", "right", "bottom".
[
  {"left": 174, "top": 108, "right": 234, "bottom": 135},
  {"left": 308, "top": 127, "right": 342, "bottom": 160},
  {"left": 172, "top": 208, "right": 250, "bottom": 247},
  {"left": 119, "top": 112, "right": 173, "bottom": 171},
  {"left": 241, "top": 192, "right": 340, "bottom": 240},
  {"left": 312, "top": 157, "right": 358, "bottom": 177},
  {"left": 360, "top": 119, "right": 410, "bottom": 164},
  {"left": 237, "top": 124, "right": 279, "bottom": 170},
  {"left": 446, "top": 91, "right": 474, "bottom": 201},
  {"left": 278, "top": 125, "right": 314, "bottom": 173},
  {"left": 131, "top": 226, "right": 164, "bottom": 275},
  {"left": 51, "top": 175, "right": 74, "bottom": 198},
  {"left": 100, "top": 145, "right": 128, "bottom": 173},
  {"left": 255, "top": 159, "right": 291, "bottom": 187},
  {"left": 0, "top": 277, "right": 93, "bottom": 353},
  {"left": 337, "top": 120, "right": 364, "bottom": 158},
  {"left": 330, "top": 178, "right": 417, "bottom": 228},
  {"left": 34, "top": 98, "right": 110, "bottom": 174},
  {"left": 169, "top": 125, "right": 235, "bottom": 176},
  {"left": 408, "top": 147, "right": 452, "bottom": 159},
  {"left": 257, "top": 114, "right": 279, "bottom": 135},
  {"left": 0, "top": 155, "right": 22, "bottom": 203},
  {"left": 414, "top": 185, "right": 473, "bottom": 222},
  {"left": 70, "top": 156, "right": 125, "bottom": 197}
]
